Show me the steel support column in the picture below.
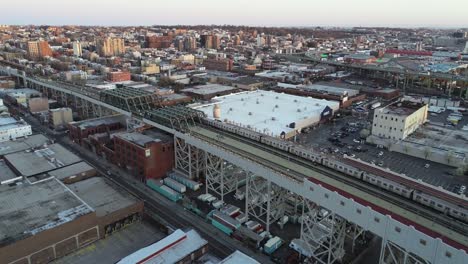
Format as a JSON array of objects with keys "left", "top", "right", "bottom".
[
  {"left": 379, "top": 239, "right": 430, "bottom": 264},
  {"left": 245, "top": 175, "right": 286, "bottom": 232},
  {"left": 299, "top": 200, "right": 346, "bottom": 264},
  {"left": 174, "top": 137, "right": 204, "bottom": 180}
]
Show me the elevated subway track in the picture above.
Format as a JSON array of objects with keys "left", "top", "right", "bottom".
[
  {"left": 1, "top": 65, "right": 467, "bottom": 263},
  {"left": 188, "top": 126, "right": 468, "bottom": 251},
  {"left": 194, "top": 124, "right": 468, "bottom": 236}
]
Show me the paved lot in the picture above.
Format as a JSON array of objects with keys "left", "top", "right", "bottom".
[
  {"left": 54, "top": 220, "right": 166, "bottom": 264},
  {"left": 296, "top": 115, "right": 467, "bottom": 194}
]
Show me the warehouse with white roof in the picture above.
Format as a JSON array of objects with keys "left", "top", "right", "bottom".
[{"left": 192, "top": 90, "right": 340, "bottom": 139}]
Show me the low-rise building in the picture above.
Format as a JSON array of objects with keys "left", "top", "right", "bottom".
[
  {"left": 49, "top": 107, "right": 73, "bottom": 129},
  {"left": 68, "top": 115, "right": 127, "bottom": 145},
  {"left": 28, "top": 97, "right": 49, "bottom": 113},
  {"left": 0, "top": 117, "right": 32, "bottom": 142},
  {"left": 107, "top": 71, "right": 131, "bottom": 82},
  {"left": 117, "top": 229, "right": 208, "bottom": 264},
  {"left": 182, "top": 84, "right": 240, "bottom": 100},
  {"left": 372, "top": 101, "right": 428, "bottom": 140},
  {"left": 113, "top": 129, "right": 174, "bottom": 181}
]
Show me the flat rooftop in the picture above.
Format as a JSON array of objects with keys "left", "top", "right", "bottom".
[
  {"left": 182, "top": 83, "right": 237, "bottom": 95},
  {"left": 378, "top": 101, "right": 426, "bottom": 116},
  {"left": 115, "top": 132, "right": 160, "bottom": 148},
  {"left": 118, "top": 229, "right": 207, "bottom": 264},
  {"left": 0, "top": 134, "right": 49, "bottom": 156},
  {"left": 48, "top": 161, "right": 95, "bottom": 181},
  {"left": 220, "top": 250, "right": 260, "bottom": 264},
  {"left": 67, "top": 177, "right": 140, "bottom": 217},
  {"left": 0, "top": 178, "right": 93, "bottom": 246},
  {"left": 300, "top": 84, "right": 360, "bottom": 97},
  {"left": 4, "top": 143, "right": 82, "bottom": 177},
  {"left": 192, "top": 90, "right": 340, "bottom": 137},
  {"left": 69, "top": 114, "right": 126, "bottom": 130},
  {"left": 0, "top": 159, "right": 19, "bottom": 184}
]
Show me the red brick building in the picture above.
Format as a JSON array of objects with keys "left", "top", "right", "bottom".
[
  {"left": 107, "top": 71, "right": 131, "bottom": 82},
  {"left": 146, "top": 35, "right": 173, "bottom": 49},
  {"left": 113, "top": 130, "right": 174, "bottom": 181},
  {"left": 68, "top": 115, "right": 127, "bottom": 145},
  {"left": 203, "top": 58, "right": 234, "bottom": 71}
]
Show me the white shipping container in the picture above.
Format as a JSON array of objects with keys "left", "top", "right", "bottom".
[{"left": 164, "top": 178, "right": 186, "bottom": 193}]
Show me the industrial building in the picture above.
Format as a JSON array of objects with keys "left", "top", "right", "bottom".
[
  {"left": 0, "top": 117, "right": 32, "bottom": 142},
  {"left": 372, "top": 101, "right": 428, "bottom": 140},
  {"left": 0, "top": 134, "right": 49, "bottom": 157},
  {"left": 193, "top": 90, "right": 340, "bottom": 138},
  {"left": 113, "top": 129, "right": 174, "bottom": 181},
  {"left": 0, "top": 176, "right": 143, "bottom": 264},
  {"left": 68, "top": 114, "right": 127, "bottom": 145},
  {"left": 117, "top": 229, "right": 208, "bottom": 264},
  {"left": 272, "top": 83, "right": 366, "bottom": 108},
  {"left": 4, "top": 143, "right": 82, "bottom": 177},
  {"left": 182, "top": 84, "right": 240, "bottom": 100}
]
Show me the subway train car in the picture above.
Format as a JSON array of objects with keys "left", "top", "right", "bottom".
[{"left": 202, "top": 118, "right": 468, "bottom": 223}]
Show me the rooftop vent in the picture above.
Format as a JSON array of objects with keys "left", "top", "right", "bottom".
[
  {"left": 256, "top": 99, "right": 260, "bottom": 104},
  {"left": 297, "top": 109, "right": 301, "bottom": 112},
  {"left": 248, "top": 112, "right": 252, "bottom": 115},
  {"left": 294, "top": 99, "right": 298, "bottom": 102},
  {"left": 275, "top": 105, "right": 279, "bottom": 108},
  {"left": 271, "top": 117, "right": 276, "bottom": 121},
  {"left": 275, "top": 96, "right": 279, "bottom": 99}
]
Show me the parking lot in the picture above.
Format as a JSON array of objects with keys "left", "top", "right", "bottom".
[{"left": 296, "top": 115, "right": 467, "bottom": 194}]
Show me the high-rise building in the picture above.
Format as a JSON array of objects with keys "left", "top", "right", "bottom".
[
  {"left": 464, "top": 41, "right": 468, "bottom": 54},
  {"left": 183, "top": 37, "right": 196, "bottom": 52},
  {"left": 233, "top": 35, "right": 241, "bottom": 46},
  {"left": 72, "top": 41, "right": 82, "bottom": 57},
  {"left": 96, "top": 37, "right": 125, "bottom": 57},
  {"left": 201, "top": 35, "right": 213, "bottom": 49},
  {"left": 212, "top": 35, "right": 221, "bottom": 50},
  {"left": 27, "top": 41, "right": 53, "bottom": 59}
]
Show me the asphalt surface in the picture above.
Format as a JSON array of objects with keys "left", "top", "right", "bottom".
[{"left": 296, "top": 115, "right": 467, "bottom": 194}]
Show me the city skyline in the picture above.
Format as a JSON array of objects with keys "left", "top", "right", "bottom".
[{"left": 2, "top": 0, "right": 468, "bottom": 28}]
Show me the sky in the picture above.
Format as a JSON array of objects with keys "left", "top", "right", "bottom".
[{"left": 1, "top": 0, "right": 468, "bottom": 28}]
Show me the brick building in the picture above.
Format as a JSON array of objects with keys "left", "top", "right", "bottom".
[
  {"left": 27, "top": 41, "right": 53, "bottom": 59},
  {"left": 107, "top": 71, "right": 131, "bottom": 82},
  {"left": 68, "top": 115, "right": 127, "bottom": 145},
  {"left": 113, "top": 129, "right": 174, "bottom": 181},
  {"left": 146, "top": 35, "right": 173, "bottom": 49},
  {"left": 203, "top": 58, "right": 234, "bottom": 71}
]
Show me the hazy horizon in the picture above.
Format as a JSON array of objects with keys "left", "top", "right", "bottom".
[{"left": 1, "top": 0, "right": 468, "bottom": 28}]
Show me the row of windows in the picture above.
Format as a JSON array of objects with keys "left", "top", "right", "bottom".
[
  {"left": 375, "top": 115, "right": 403, "bottom": 123},
  {"left": 415, "top": 195, "right": 466, "bottom": 217}
]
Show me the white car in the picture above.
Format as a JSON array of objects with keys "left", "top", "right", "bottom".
[
  {"left": 378, "top": 151, "right": 384, "bottom": 157},
  {"left": 353, "top": 139, "right": 361, "bottom": 143}
]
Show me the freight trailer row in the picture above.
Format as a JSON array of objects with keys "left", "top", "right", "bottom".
[
  {"left": 168, "top": 171, "right": 201, "bottom": 191},
  {"left": 147, "top": 179, "right": 182, "bottom": 202},
  {"left": 163, "top": 177, "right": 187, "bottom": 193}
]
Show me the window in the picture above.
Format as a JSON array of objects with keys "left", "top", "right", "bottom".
[{"left": 419, "top": 239, "right": 426, "bottom": 246}]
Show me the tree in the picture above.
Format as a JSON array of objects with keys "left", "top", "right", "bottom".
[
  {"left": 403, "top": 145, "right": 410, "bottom": 154},
  {"left": 359, "top": 129, "right": 370, "bottom": 139},
  {"left": 423, "top": 147, "right": 432, "bottom": 160},
  {"left": 158, "top": 77, "right": 175, "bottom": 87},
  {"left": 446, "top": 151, "right": 454, "bottom": 165}
]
